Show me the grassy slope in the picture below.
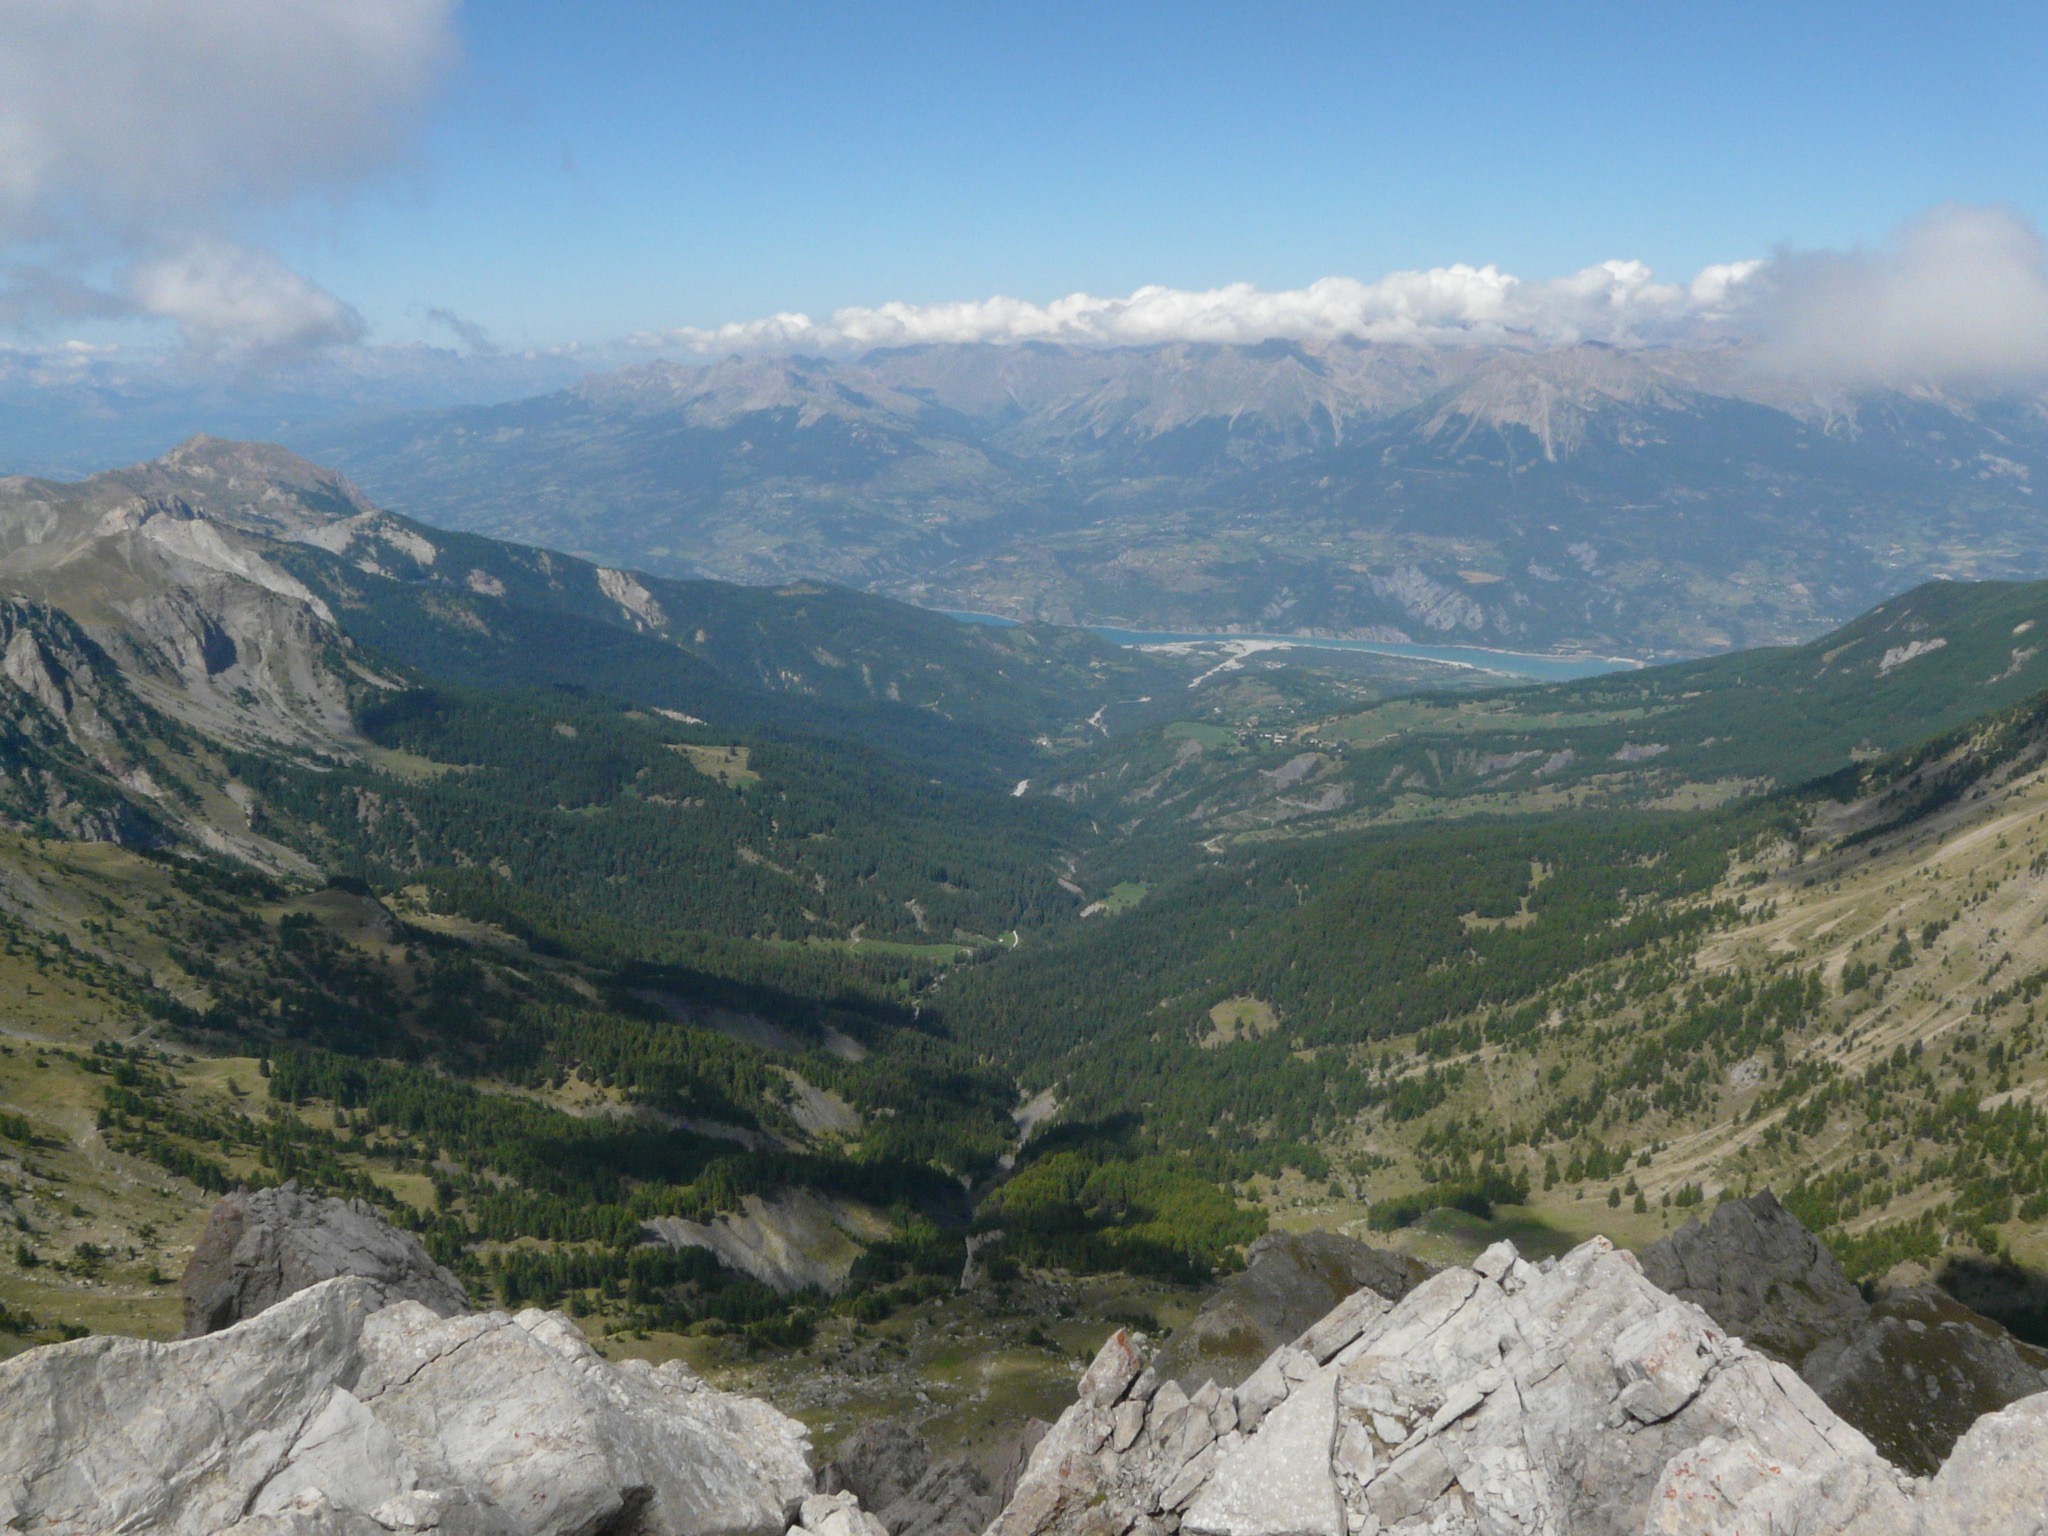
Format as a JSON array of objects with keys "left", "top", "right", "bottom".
[
  {"left": 0, "top": 828, "right": 995, "bottom": 1347},
  {"left": 1240, "top": 700, "right": 2048, "bottom": 1284},
  {"left": 0, "top": 837, "right": 291, "bottom": 1349},
  {"left": 1304, "top": 577, "right": 2048, "bottom": 814},
  {"left": 20, "top": 508, "right": 2048, "bottom": 1415},
  {"left": 1018, "top": 578, "right": 2048, "bottom": 861},
  {"left": 0, "top": 834, "right": 1199, "bottom": 1473}
]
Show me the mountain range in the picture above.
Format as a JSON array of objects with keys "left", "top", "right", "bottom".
[
  {"left": 9, "top": 436, "right": 2048, "bottom": 1498},
  {"left": 305, "top": 339, "right": 2048, "bottom": 660}
]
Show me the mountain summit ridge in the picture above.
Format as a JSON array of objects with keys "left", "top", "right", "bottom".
[{"left": 304, "top": 339, "right": 2048, "bottom": 659}]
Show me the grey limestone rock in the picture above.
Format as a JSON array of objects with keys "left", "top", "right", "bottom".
[
  {"left": 1184, "top": 1367, "right": 1342, "bottom": 1536},
  {"left": 796, "top": 1491, "right": 892, "bottom": 1536},
  {"left": 181, "top": 1180, "right": 470, "bottom": 1336},
  {"left": 1642, "top": 1193, "right": 2048, "bottom": 1473},
  {"left": 999, "top": 1421, "right": 1054, "bottom": 1506},
  {"left": 1637, "top": 1190, "right": 1867, "bottom": 1363},
  {"left": 980, "top": 1234, "right": 2048, "bottom": 1536},
  {"left": 881, "top": 1462, "right": 999, "bottom": 1536},
  {"left": 0, "top": 1275, "right": 815, "bottom": 1536},
  {"left": 1802, "top": 1282, "right": 2048, "bottom": 1475},
  {"left": 825, "top": 1421, "right": 933, "bottom": 1515},
  {"left": 1150, "top": 1230, "right": 1433, "bottom": 1391},
  {"left": 1910, "top": 1389, "right": 2048, "bottom": 1535}
]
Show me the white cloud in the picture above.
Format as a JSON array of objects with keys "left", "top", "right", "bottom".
[
  {"left": 128, "top": 240, "right": 365, "bottom": 355},
  {"left": 1689, "top": 261, "right": 1766, "bottom": 307},
  {"left": 0, "top": 0, "right": 456, "bottom": 240},
  {"left": 643, "top": 256, "right": 1763, "bottom": 358},
  {"left": 1745, "top": 204, "right": 2048, "bottom": 386},
  {"left": 0, "top": 0, "right": 455, "bottom": 351},
  {"left": 639, "top": 206, "right": 2048, "bottom": 390}
]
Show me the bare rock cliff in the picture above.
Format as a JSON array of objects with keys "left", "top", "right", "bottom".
[
  {"left": 8, "top": 1208, "right": 2047, "bottom": 1535},
  {"left": 821, "top": 1420, "right": 1000, "bottom": 1536},
  {"left": 1637, "top": 1191, "right": 1867, "bottom": 1361}
]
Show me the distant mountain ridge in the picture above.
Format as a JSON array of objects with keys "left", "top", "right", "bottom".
[
  {"left": 304, "top": 339, "right": 2048, "bottom": 659},
  {"left": 0, "top": 438, "right": 379, "bottom": 755},
  {"left": 0, "top": 437, "right": 1184, "bottom": 789},
  {"left": 0, "top": 438, "right": 1162, "bottom": 1041}
]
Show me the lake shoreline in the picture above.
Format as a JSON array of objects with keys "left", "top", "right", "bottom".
[{"left": 934, "top": 609, "right": 1643, "bottom": 683}]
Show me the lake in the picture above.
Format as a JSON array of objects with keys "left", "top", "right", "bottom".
[{"left": 938, "top": 611, "right": 1640, "bottom": 683}]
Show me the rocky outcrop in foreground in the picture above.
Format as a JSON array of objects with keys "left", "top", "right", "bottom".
[
  {"left": 1149, "top": 1230, "right": 1433, "bottom": 1391},
  {"left": 181, "top": 1180, "right": 471, "bottom": 1336},
  {"left": 0, "top": 1275, "right": 813, "bottom": 1535},
  {"left": 990, "top": 1236, "right": 2048, "bottom": 1536},
  {"left": 1641, "top": 1192, "right": 2048, "bottom": 1473},
  {"left": 10, "top": 1187, "right": 2048, "bottom": 1536}
]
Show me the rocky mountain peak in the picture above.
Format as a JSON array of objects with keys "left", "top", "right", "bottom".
[
  {"left": 1148, "top": 1229, "right": 1434, "bottom": 1390},
  {"left": 0, "top": 595, "right": 172, "bottom": 845},
  {"left": 307, "top": 338, "right": 2048, "bottom": 656},
  {"left": 116, "top": 434, "right": 382, "bottom": 539},
  {"left": 0, "top": 445, "right": 371, "bottom": 758},
  {"left": 1641, "top": 1191, "right": 2048, "bottom": 1475},
  {"left": 0, "top": 1275, "right": 818, "bottom": 1535},
  {"left": 6, "top": 1166, "right": 2048, "bottom": 1533},
  {"left": 181, "top": 1180, "right": 471, "bottom": 1337},
  {"left": 1638, "top": 1189, "right": 1868, "bottom": 1361},
  {"left": 576, "top": 354, "right": 942, "bottom": 434}
]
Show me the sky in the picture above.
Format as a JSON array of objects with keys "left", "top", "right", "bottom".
[{"left": 4, "top": 1, "right": 2048, "bottom": 379}]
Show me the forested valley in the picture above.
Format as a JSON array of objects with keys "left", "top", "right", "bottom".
[{"left": 8, "top": 440, "right": 2048, "bottom": 1406}]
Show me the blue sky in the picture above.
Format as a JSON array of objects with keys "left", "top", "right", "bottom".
[
  {"left": 4, "top": 2, "right": 2047, "bottom": 360},
  {"left": 318, "top": 1, "right": 2048, "bottom": 348}
]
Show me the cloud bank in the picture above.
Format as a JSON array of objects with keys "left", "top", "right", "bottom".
[
  {"left": 0, "top": 0, "right": 456, "bottom": 355},
  {"left": 649, "top": 259, "right": 1762, "bottom": 355},
  {"left": 641, "top": 205, "right": 2048, "bottom": 389},
  {"left": 1747, "top": 205, "right": 2048, "bottom": 386}
]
